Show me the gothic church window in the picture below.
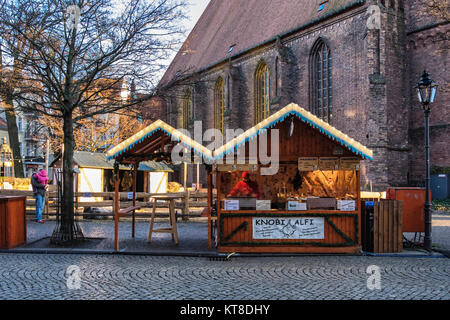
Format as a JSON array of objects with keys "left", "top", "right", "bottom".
[
  {"left": 214, "top": 77, "right": 225, "bottom": 132},
  {"left": 255, "top": 60, "right": 270, "bottom": 124},
  {"left": 182, "top": 89, "right": 192, "bottom": 129},
  {"left": 311, "top": 39, "right": 332, "bottom": 123}
]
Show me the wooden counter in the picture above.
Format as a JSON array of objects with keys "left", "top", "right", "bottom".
[
  {"left": 217, "top": 209, "right": 361, "bottom": 254},
  {"left": 0, "top": 196, "right": 27, "bottom": 249}
]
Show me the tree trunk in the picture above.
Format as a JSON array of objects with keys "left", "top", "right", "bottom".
[
  {"left": 62, "top": 110, "right": 75, "bottom": 240},
  {"left": 3, "top": 96, "right": 24, "bottom": 178},
  {"left": 51, "top": 110, "right": 84, "bottom": 244}
]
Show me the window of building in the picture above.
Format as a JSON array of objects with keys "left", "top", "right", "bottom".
[
  {"left": 182, "top": 89, "right": 192, "bottom": 129},
  {"left": 214, "top": 77, "right": 225, "bottom": 132},
  {"left": 311, "top": 39, "right": 332, "bottom": 123},
  {"left": 255, "top": 60, "right": 270, "bottom": 124},
  {"left": 17, "top": 117, "right": 22, "bottom": 131}
]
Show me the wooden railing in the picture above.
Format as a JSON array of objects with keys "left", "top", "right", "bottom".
[{"left": 0, "top": 189, "right": 214, "bottom": 219}]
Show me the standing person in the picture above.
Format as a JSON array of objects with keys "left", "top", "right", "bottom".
[
  {"left": 31, "top": 170, "right": 47, "bottom": 223},
  {"left": 226, "top": 171, "right": 261, "bottom": 199}
]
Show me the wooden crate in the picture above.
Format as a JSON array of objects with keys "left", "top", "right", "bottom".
[{"left": 373, "top": 200, "right": 403, "bottom": 253}]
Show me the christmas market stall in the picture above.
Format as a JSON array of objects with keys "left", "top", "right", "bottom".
[
  {"left": 208, "top": 103, "right": 373, "bottom": 254},
  {"left": 106, "top": 120, "right": 213, "bottom": 251}
]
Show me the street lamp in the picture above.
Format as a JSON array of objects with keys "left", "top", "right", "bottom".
[{"left": 415, "top": 70, "right": 438, "bottom": 252}]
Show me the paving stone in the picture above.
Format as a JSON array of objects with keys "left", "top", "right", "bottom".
[{"left": 0, "top": 253, "right": 448, "bottom": 300}]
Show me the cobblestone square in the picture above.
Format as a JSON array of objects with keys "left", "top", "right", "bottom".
[{"left": 0, "top": 253, "right": 448, "bottom": 300}]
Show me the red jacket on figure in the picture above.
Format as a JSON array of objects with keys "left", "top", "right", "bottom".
[{"left": 227, "top": 171, "right": 261, "bottom": 198}]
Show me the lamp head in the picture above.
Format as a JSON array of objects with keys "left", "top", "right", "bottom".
[{"left": 415, "top": 70, "right": 438, "bottom": 109}]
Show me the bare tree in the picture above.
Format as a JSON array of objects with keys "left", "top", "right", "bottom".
[{"left": 0, "top": 0, "right": 187, "bottom": 244}]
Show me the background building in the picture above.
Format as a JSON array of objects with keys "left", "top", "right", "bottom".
[{"left": 155, "top": 0, "right": 449, "bottom": 191}]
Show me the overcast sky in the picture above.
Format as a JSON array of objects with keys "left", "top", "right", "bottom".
[
  {"left": 185, "top": 0, "right": 210, "bottom": 33},
  {"left": 155, "top": 0, "right": 210, "bottom": 83}
]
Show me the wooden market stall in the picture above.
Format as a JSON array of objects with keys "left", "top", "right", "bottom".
[
  {"left": 208, "top": 103, "right": 373, "bottom": 254},
  {"left": 106, "top": 120, "right": 212, "bottom": 251}
]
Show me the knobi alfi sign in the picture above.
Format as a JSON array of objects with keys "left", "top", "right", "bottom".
[{"left": 253, "top": 217, "right": 325, "bottom": 240}]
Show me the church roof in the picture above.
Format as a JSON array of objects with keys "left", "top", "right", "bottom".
[{"left": 159, "top": 0, "right": 365, "bottom": 87}]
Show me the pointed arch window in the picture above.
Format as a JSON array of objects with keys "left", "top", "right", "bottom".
[
  {"left": 214, "top": 77, "right": 225, "bottom": 132},
  {"left": 182, "top": 89, "right": 192, "bottom": 129},
  {"left": 311, "top": 40, "right": 332, "bottom": 123},
  {"left": 255, "top": 60, "right": 270, "bottom": 124}
]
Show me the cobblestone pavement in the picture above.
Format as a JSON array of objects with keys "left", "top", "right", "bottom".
[{"left": 0, "top": 253, "right": 448, "bottom": 300}]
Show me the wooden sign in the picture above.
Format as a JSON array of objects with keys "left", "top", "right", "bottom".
[
  {"left": 319, "top": 157, "right": 339, "bottom": 170},
  {"left": 253, "top": 217, "right": 325, "bottom": 239},
  {"left": 256, "top": 200, "right": 271, "bottom": 210},
  {"left": 298, "top": 157, "right": 318, "bottom": 171},
  {"left": 333, "top": 147, "right": 344, "bottom": 156},
  {"left": 224, "top": 200, "right": 239, "bottom": 211},
  {"left": 287, "top": 201, "right": 307, "bottom": 211},
  {"left": 215, "top": 164, "right": 258, "bottom": 172},
  {"left": 339, "top": 157, "right": 360, "bottom": 170}
]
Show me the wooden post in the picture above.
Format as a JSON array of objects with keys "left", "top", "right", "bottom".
[
  {"left": 207, "top": 171, "right": 212, "bottom": 215},
  {"left": 216, "top": 171, "right": 221, "bottom": 248},
  {"left": 357, "top": 169, "right": 361, "bottom": 246},
  {"left": 183, "top": 162, "right": 187, "bottom": 190},
  {"left": 207, "top": 171, "right": 213, "bottom": 249},
  {"left": 114, "top": 162, "right": 119, "bottom": 251},
  {"left": 196, "top": 163, "right": 200, "bottom": 191},
  {"left": 132, "top": 163, "right": 138, "bottom": 238},
  {"left": 183, "top": 188, "right": 190, "bottom": 221}
]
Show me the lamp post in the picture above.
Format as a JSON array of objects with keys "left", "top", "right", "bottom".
[{"left": 415, "top": 70, "right": 438, "bottom": 252}]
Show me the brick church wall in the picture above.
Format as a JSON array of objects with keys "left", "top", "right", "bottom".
[
  {"left": 404, "top": 0, "right": 449, "bottom": 184},
  {"left": 157, "top": 0, "right": 449, "bottom": 190}
]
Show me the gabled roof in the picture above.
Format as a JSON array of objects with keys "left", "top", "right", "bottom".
[
  {"left": 106, "top": 120, "right": 214, "bottom": 162},
  {"left": 52, "top": 151, "right": 173, "bottom": 172},
  {"left": 107, "top": 103, "right": 373, "bottom": 164},
  {"left": 159, "top": 0, "right": 365, "bottom": 87},
  {"left": 212, "top": 103, "right": 373, "bottom": 160}
]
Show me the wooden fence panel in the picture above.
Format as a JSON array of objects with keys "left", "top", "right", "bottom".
[
  {"left": 1, "top": 189, "right": 213, "bottom": 219},
  {"left": 372, "top": 200, "right": 402, "bottom": 253}
]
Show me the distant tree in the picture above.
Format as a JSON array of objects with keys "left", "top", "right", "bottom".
[
  {"left": 0, "top": 10, "right": 38, "bottom": 178},
  {"left": 0, "top": 0, "right": 187, "bottom": 244},
  {"left": 39, "top": 110, "right": 152, "bottom": 154}
]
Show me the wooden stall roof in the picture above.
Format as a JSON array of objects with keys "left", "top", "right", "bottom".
[
  {"left": 51, "top": 151, "right": 173, "bottom": 172},
  {"left": 212, "top": 103, "right": 373, "bottom": 161},
  {"left": 106, "top": 119, "right": 213, "bottom": 163},
  {"left": 107, "top": 103, "right": 373, "bottom": 165}
]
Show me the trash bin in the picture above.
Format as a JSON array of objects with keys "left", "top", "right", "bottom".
[
  {"left": 0, "top": 196, "right": 27, "bottom": 249},
  {"left": 361, "top": 201, "right": 374, "bottom": 252}
]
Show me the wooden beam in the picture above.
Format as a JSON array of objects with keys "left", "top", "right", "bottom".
[
  {"left": 132, "top": 162, "right": 138, "bottom": 238},
  {"left": 114, "top": 172, "right": 119, "bottom": 251}
]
